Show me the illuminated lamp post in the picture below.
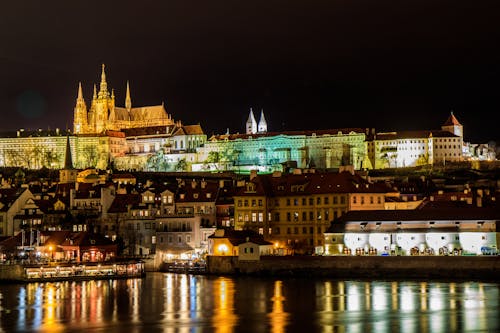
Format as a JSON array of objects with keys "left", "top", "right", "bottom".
[{"left": 48, "top": 245, "right": 54, "bottom": 261}]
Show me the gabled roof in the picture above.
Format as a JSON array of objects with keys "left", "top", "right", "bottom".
[
  {"left": 108, "top": 194, "right": 141, "bottom": 213},
  {"left": 176, "top": 181, "right": 219, "bottom": 203},
  {"left": 0, "top": 188, "right": 28, "bottom": 212},
  {"left": 443, "top": 112, "right": 462, "bottom": 126},
  {"left": 234, "top": 171, "right": 395, "bottom": 197},
  {"left": 375, "top": 130, "right": 458, "bottom": 140},
  {"left": 60, "top": 232, "right": 115, "bottom": 247},
  {"left": 182, "top": 124, "right": 204, "bottom": 135}
]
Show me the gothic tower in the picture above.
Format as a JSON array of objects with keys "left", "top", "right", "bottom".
[
  {"left": 95, "top": 64, "right": 112, "bottom": 133},
  {"left": 125, "top": 80, "right": 132, "bottom": 111},
  {"left": 87, "top": 84, "right": 97, "bottom": 133},
  {"left": 59, "top": 136, "right": 77, "bottom": 184},
  {"left": 246, "top": 108, "right": 257, "bottom": 134},
  {"left": 73, "top": 82, "right": 87, "bottom": 134},
  {"left": 257, "top": 109, "right": 267, "bottom": 133}
]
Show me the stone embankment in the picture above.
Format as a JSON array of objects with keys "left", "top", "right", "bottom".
[{"left": 207, "top": 255, "right": 500, "bottom": 280}]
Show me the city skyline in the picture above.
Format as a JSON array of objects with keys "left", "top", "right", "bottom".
[{"left": 1, "top": 1, "right": 499, "bottom": 143}]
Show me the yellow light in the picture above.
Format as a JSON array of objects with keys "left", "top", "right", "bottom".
[{"left": 218, "top": 244, "right": 228, "bottom": 255}]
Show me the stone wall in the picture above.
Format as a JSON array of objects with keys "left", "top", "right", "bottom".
[
  {"left": 0, "top": 265, "right": 25, "bottom": 281},
  {"left": 207, "top": 255, "right": 500, "bottom": 280}
]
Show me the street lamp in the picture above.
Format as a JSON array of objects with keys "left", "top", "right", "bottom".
[{"left": 48, "top": 245, "right": 54, "bottom": 261}]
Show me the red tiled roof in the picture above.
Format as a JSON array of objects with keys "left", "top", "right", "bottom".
[
  {"left": 375, "top": 130, "right": 458, "bottom": 140},
  {"left": 234, "top": 171, "right": 395, "bottom": 197},
  {"left": 108, "top": 194, "right": 141, "bottom": 213},
  {"left": 443, "top": 112, "right": 461, "bottom": 126}
]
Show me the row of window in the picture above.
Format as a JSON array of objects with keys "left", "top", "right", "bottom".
[
  {"left": 275, "top": 226, "right": 323, "bottom": 235},
  {"left": 236, "top": 209, "right": 346, "bottom": 223},
  {"left": 237, "top": 196, "right": 348, "bottom": 207},
  {"left": 158, "top": 234, "right": 192, "bottom": 244},
  {"left": 352, "top": 196, "right": 382, "bottom": 204}
]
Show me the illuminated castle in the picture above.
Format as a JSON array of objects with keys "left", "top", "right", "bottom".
[{"left": 73, "top": 64, "right": 174, "bottom": 134}]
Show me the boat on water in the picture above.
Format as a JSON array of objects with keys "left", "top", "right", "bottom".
[{"left": 1, "top": 261, "right": 145, "bottom": 283}]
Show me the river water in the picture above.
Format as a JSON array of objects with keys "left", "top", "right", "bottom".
[{"left": 0, "top": 273, "right": 498, "bottom": 333}]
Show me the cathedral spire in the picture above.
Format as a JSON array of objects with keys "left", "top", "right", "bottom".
[
  {"left": 77, "top": 82, "right": 84, "bottom": 100},
  {"left": 258, "top": 109, "right": 267, "bottom": 133},
  {"left": 99, "top": 63, "right": 108, "bottom": 97},
  {"left": 93, "top": 84, "right": 97, "bottom": 100},
  {"left": 246, "top": 108, "right": 257, "bottom": 134},
  {"left": 125, "top": 80, "right": 132, "bottom": 110}
]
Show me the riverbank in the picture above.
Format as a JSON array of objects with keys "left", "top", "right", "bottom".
[
  {"left": 206, "top": 255, "right": 500, "bottom": 281},
  {"left": 0, "top": 261, "right": 145, "bottom": 283}
]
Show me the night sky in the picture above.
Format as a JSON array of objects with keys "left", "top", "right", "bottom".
[{"left": 0, "top": 1, "right": 499, "bottom": 143}]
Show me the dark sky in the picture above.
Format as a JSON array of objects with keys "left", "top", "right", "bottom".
[{"left": 0, "top": 1, "right": 499, "bottom": 142}]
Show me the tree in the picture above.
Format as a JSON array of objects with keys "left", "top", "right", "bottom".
[{"left": 175, "top": 158, "right": 187, "bottom": 171}]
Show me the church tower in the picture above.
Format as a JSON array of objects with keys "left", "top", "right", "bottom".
[
  {"left": 441, "top": 111, "right": 463, "bottom": 138},
  {"left": 73, "top": 82, "right": 87, "bottom": 134},
  {"left": 125, "top": 80, "right": 132, "bottom": 111},
  {"left": 257, "top": 109, "right": 267, "bottom": 133},
  {"left": 246, "top": 108, "right": 257, "bottom": 134},
  {"left": 59, "top": 136, "right": 77, "bottom": 184},
  {"left": 95, "top": 64, "right": 112, "bottom": 133}
]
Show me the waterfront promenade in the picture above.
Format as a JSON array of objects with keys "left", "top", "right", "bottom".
[{"left": 207, "top": 255, "right": 500, "bottom": 280}]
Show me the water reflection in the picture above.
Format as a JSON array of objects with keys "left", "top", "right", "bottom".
[{"left": 0, "top": 274, "right": 498, "bottom": 332}]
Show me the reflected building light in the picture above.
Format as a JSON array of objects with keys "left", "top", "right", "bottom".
[
  {"left": 429, "top": 284, "right": 444, "bottom": 311},
  {"left": 180, "top": 275, "right": 189, "bottom": 320},
  {"left": 44, "top": 283, "right": 64, "bottom": 332},
  {"left": 112, "top": 280, "right": 118, "bottom": 324},
  {"left": 163, "top": 274, "right": 175, "bottom": 323},
  {"left": 212, "top": 277, "right": 237, "bottom": 333},
  {"left": 420, "top": 282, "right": 428, "bottom": 311},
  {"left": 338, "top": 281, "right": 345, "bottom": 312},
  {"left": 81, "top": 281, "right": 87, "bottom": 322},
  {"left": 189, "top": 276, "right": 197, "bottom": 318},
  {"left": 400, "top": 285, "right": 415, "bottom": 312},
  {"left": 127, "top": 279, "right": 140, "bottom": 324},
  {"left": 449, "top": 283, "right": 456, "bottom": 310},
  {"left": 391, "top": 282, "right": 398, "bottom": 311},
  {"left": 269, "top": 280, "right": 289, "bottom": 333},
  {"left": 33, "top": 285, "right": 43, "bottom": 330},
  {"left": 364, "top": 283, "right": 371, "bottom": 311},
  {"left": 89, "top": 281, "right": 97, "bottom": 323},
  {"left": 372, "top": 284, "right": 387, "bottom": 311},
  {"left": 347, "top": 282, "right": 361, "bottom": 312},
  {"left": 17, "top": 287, "right": 26, "bottom": 332},
  {"left": 324, "top": 281, "right": 332, "bottom": 312}
]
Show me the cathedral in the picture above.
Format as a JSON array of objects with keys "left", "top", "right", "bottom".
[{"left": 73, "top": 64, "right": 174, "bottom": 134}]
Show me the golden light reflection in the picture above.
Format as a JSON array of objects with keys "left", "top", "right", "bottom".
[
  {"left": 40, "top": 283, "right": 64, "bottom": 333},
  {"left": 212, "top": 277, "right": 237, "bottom": 333},
  {"left": 268, "top": 280, "right": 289, "bottom": 333},
  {"left": 4, "top": 276, "right": 498, "bottom": 333},
  {"left": 391, "top": 282, "right": 398, "bottom": 311}
]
